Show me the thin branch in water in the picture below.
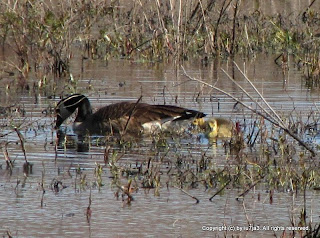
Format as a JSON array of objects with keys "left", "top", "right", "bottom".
[
  {"left": 86, "top": 188, "right": 92, "bottom": 223},
  {"left": 174, "top": 186, "right": 200, "bottom": 203},
  {"left": 232, "top": 61, "right": 285, "bottom": 127},
  {"left": 3, "top": 142, "right": 13, "bottom": 170},
  {"left": 117, "top": 180, "right": 135, "bottom": 203},
  {"left": 209, "top": 178, "right": 231, "bottom": 202},
  {"left": 14, "top": 127, "right": 28, "bottom": 163},
  {"left": 181, "top": 65, "right": 316, "bottom": 156},
  {"left": 236, "top": 176, "right": 264, "bottom": 200},
  {"left": 181, "top": 66, "right": 282, "bottom": 127},
  {"left": 123, "top": 96, "right": 143, "bottom": 133},
  {"left": 231, "top": 62, "right": 315, "bottom": 156},
  {"left": 221, "top": 68, "right": 281, "bottom": 127}
]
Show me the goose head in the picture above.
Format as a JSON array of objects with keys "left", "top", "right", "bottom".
[{"left": 55, "top": 94, "right": 92, "bottom": 129}]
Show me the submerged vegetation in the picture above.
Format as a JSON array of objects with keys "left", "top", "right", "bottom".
[{"left": 1, "top": 0, "right": 320, "bottom": 237}]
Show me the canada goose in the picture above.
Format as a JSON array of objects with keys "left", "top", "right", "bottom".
[
  {"left": 55, "top": 94, "right": 206, "bottom": 135},
  {"left": 193, "top": 117, "right": 234, "bottom": 139}
]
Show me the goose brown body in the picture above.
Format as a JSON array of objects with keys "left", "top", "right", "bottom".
[{"left": 55, "top": 94, "right": 206, "bottom": 135}]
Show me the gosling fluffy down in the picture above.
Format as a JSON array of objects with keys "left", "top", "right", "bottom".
[{"left": 193, "top": 117, "right": 234, "bottom": 138}]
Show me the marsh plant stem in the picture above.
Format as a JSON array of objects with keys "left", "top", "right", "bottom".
[
  {"left": 174, "top": 186, "right": 200, "bottom": 203},
  {"left": 181, "top": 65, "right": 316, "bottom": 156}
]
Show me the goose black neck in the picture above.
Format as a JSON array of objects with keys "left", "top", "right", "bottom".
[{"left": 75, "top": 96, "right": 92, "bottom": 122}]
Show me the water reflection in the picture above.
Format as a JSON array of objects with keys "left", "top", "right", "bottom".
[{"left": 1, "top": 55, "right": 320, "bottom": 237}]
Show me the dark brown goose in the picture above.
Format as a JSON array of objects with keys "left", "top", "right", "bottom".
[{"left": 55, "top": 94, "right": 206, "bottom": 135}]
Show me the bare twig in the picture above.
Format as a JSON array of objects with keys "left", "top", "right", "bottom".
[
  {"left": 3, "top": 142, "right": 13, "bottom": 169},
  {"left": 123, "top": 96, "right": 143, "bottom": 133},
  {"left": 236, "top": 176, "right": 264, "bottom": 200},
  {"left": 209, "top": 178, "right": 231, "bottom": 202},
  {"left": 233, "top": 62, "right": 286, "bottom": 127},
  {"left": 231, "top": 0, "right": 240, "bottom": 55},
  {"left": 302, "top": 0, "right": 317, "bottom": 16},
  {"left": 86, "top": 188, "right": 92, "bottom": 223},
  {"left": 221, "top": 68, "right": 282, "bottom": 127},
  {"left": 174, "top": 186, "right": 200, "bottom": 203},
  {"left": 181, "top": 66, "right": 316, "bottom": 156},
  {"left": 1, "top": 116, "right": 46, "bottom": 138},
  {"left": 213, "top": 0, "right": 233, "bottom": 51},
  {"left": 14, "top": 128, "right": 28, "bottom": 163},
  {"left": 117, "top": 180, "right": 135, "bottom": 203},
  {"left": 182, "top": 66, "right": 281, "bottom": 127}
]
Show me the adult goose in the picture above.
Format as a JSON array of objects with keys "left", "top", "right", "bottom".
[{"left": 55, "top": 94, "right": 206, "bottom": 135}]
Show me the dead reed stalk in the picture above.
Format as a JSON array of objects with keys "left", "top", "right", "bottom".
[
  {"left": 181, "top": 64, "right": 316, "bottom": 156},
  {"left": 14, "top": 128, "right": 28, "bottom": 163},
  {"left": 174, "top": 185, "right": 200, "bottom": 203},
  {"left": 86, "top": 188, "right": 92, "bottom": 223},
  {"left": 3, "top": 142, "right": 13, "bottom": 170}
]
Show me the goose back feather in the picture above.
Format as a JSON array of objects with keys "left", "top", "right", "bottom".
[{"left": 55, "top": 94, "right": 206, "bottom": 135}]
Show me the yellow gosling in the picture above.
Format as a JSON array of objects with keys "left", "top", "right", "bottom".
[
  {"left": 193, "top": 117, "right": 234, "bottom": 139},
  {"left": 207, "top": 118, "right": 233, "bottom": 138},
  {"left": 193, "top": 118, "right": 206, "bottom": 129}
]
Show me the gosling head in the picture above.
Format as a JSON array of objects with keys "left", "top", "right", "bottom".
[
  {"left": 207, "top": 118, "right": 233, "bottom": 138},
  {"left": 193, "top": 118, "right": 206, "bottom": 129},
  {"left": 207, "top": 119, "right": 218, "bottom": 137},
  {"left": 207, "top": 119, "right": 218, "bottom": 129}
]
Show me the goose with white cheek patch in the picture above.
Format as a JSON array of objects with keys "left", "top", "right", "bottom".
[{"left": 55, "top": 94, "right": 206, "bottom": 135}]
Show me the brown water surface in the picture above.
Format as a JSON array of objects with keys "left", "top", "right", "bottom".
[{"left": 1, "top": 54, "right": 320, "bottom": 237}]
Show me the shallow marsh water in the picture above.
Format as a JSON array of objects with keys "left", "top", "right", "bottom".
[{"left": 1, "top": 54, "right": 320, "bottom": 238}]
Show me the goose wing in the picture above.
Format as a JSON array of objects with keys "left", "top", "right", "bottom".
[
  {"left": 132, "top": 104, "right": 206, "bottom": 123},
  {"left": 95, "top": 102, "right": 205, "bottom": 123}
]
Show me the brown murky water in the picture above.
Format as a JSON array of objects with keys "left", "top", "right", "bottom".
[
  {"left": 1, "top": 0, "right": 320, "bottom": 236},
  {"left": 1, "top": 53, "right": 320, "bottom": 238}
]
